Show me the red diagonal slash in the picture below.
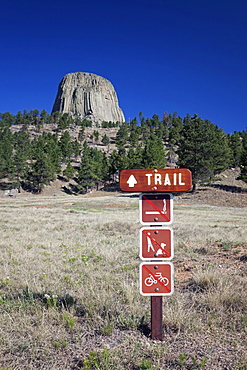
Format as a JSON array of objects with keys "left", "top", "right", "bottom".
[
  {"left": 143, "top": 265, "right": 171, "bottom": 293},
  {"left": 142, "top": 195, "right": 170, "bottom": 222},
  {"left": 142, "top": 230, "right": 171, "bottom": 258}
]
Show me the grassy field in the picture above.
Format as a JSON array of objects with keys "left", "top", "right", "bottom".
[{"left": 0, "top": 192, "right": 246, "bottom": 369}]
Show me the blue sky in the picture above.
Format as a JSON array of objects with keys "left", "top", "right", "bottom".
[{"left": 1, "top": 0, "right": 246, "bottom": 133}]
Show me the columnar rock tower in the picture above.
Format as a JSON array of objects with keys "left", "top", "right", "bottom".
[{"left": 52, "top": 72, "right": 125, "bottom": 125}]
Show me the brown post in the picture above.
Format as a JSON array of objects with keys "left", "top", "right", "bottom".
[{"left": 151, "top": 296, "right": 163, "bottom": 340}]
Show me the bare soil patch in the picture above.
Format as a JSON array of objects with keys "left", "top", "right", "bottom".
[{"left": 176, "top": 168, "right": 247, "bottom": 208}]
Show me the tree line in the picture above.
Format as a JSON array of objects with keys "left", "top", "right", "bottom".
[{"left": 0, "top": 110, "right": 246, "bottom": 193}]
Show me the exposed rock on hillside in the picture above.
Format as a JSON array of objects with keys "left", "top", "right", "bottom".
[{"left": 52, "top": 72, "right": 125, "bottom": 125}]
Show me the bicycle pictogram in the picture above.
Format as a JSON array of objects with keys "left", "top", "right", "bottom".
[{"left": 144, "top": 272, "right": 169, "bottom": 287}]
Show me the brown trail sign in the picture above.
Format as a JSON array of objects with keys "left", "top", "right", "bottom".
[{"left": 120, "top": 168, "right": 192, "bottom": 193}]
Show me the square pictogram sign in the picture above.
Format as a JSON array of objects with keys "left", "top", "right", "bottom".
[
  {"left": 140, "top": 227, "right": 173, "bottom": 260},
  {"left": 140, "top": 262, "right": 174, "bottom": 296},
  {"left": 139, "top": 193, "right": 173, "bottom": 225}
]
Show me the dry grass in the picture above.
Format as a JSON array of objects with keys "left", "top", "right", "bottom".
[{"left": 0, "top": 192, "right": 246, "bottom": 369}]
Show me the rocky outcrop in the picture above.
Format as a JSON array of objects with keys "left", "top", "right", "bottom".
[{"left": 52, "top": 72, "right": 125, "bottom": 125}]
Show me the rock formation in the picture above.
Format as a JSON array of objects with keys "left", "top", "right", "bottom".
[{"left": 52, "top": 72, "right": 125, "bottom": 125}]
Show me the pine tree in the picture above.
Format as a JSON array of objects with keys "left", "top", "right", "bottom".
[
  {"left": 12, "top": 127, "right": 31, "bottom": 186},
  {"left": 169, "top": 112, "right": 183, "bottom": 145},
  {"left": 101, "top": 133, "right": 110, "bottom": 147},
  {"left": 155, "top": 120, "right": 166, "bottom": 140},
  {"left": 151, "top": 114, "right": 160, "bottom": 130},
  {"left": 108, "top": 150, "right": 119, "bottom": 182},
  {"left": 178, "top": 114, "right": 231, "bottom": 190},
  {"left": 115, "top": 123, "right": 128, "bottom": 150},
  {"left": 78, "top": 126, "right": 85, "bottom": 142},
  {"left": 141, "top": 134, "right": 166, "bottom": 168},
  {"left": 239, "top": 148, "right": 247, "bottom": 182},
  {"left": 59, "top": 131, "right": 73, "bottom": 163},
  {"left": 161, "top": 111, "right": 170, "bottom": 141},
  {"left": 57, "top": 113, "right": 73, "bottom": 131},
  {"left": 229, "top": 131, "right": 243, "bottom": 167},
  {"left": 14, "top": 111, "right": 25, "bottom": 125},
  {"left": 129, "top": 130, "right": 139, "bottom": 147},
  {"left": 33, "top": 134, "right": 61, "bottom": 173},
  {"left": 27, "top": 152, "right": 56, "bottom": 192},
  {"left": 93, "top": 130, "right": 99, "bottom": 143},
  {"left": 127, "top": 146, "right": 144, "bottom": 168},
  {"left": 40, "top": 110, "right": 49, "bottom": 124},
  {"left": 108, "top": 149, "right": 129, "bottom": 182},
  {"left": 0, "top": 128, "right": 14, "bottom": 179},
  {"left": 77, "top": 142, "right": 97, "bottom": 192},
  {"left": 29, "top": 109, "right": 40, "bottom": 125},
  {"left": 238, "top": 130, "right": 247, "bottom": 182},
  {"left": 71, "top": 139, "right": 80, "bottom": 158},
  {"left": 141, "top": 119, "right": 152, "bottom": 143},
  {"left": 47, "top": 134, "right": 62, "bottom": 174},
  {"left": 90, "top": 148, "right": 110, "bottom": 188},
  {"left": 0, "top": 112, "right": 14, "bottom": 128},
  {"left": 63, "top": 162, "right": 76, "bottom": 180}
]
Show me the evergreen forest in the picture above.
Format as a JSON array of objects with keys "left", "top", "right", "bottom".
[{"left": 0, "top": 110, "right": 247, "bottom": 193}]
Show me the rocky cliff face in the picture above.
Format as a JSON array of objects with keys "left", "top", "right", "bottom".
[{"left": 52, "top": 72, "right": 125, "bottom": 125}]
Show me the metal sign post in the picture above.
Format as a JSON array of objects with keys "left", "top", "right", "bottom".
[{"left": 151, "top": 296, "right": 163, "bottom": 340}]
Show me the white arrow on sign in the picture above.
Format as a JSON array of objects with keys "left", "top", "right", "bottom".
[{"left": 127, "top": 175, "right": 138, "bottom": 188}]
